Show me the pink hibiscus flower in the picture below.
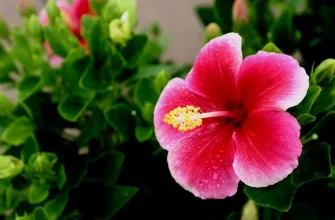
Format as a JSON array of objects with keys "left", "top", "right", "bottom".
[
  {"left": 39, "top": 0, "right": 94, "bottom": 66},
  {"left": 154, "top": 33, "right": 309, "bottom": 199}
]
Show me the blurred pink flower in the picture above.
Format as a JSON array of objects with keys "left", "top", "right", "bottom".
[
  {"left": 232, "top": 0, "right": 249, "bottom": 24},
  {"left": 154, "top": 33, "right": 309, "bottom": 199},
  {"left": 39, "top": 0, "right": 94, "bottom": 67}
]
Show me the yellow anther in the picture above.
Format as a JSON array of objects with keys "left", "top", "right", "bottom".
[{"left": 163, "top": 106, "right": 202, "bottom": 132}]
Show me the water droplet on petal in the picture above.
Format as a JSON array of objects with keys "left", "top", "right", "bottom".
[
  {"left": 213, "top": 172, "right": 219, "bottom": 180},
  {"left": 216, "top": 183, "right": 221, "bottom": 188}
]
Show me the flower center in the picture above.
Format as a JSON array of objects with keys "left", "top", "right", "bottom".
[{"left": 163, "top": 106, "right": 245, "bottom": 132}]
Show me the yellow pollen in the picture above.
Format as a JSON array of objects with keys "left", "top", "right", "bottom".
[{"left": 163, "top": 106, "right": 202, "bottom": 132}]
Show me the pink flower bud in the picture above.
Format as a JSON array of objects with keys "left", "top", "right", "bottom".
[
  {"left": 39, "top": 0, "right": 80, "bottom": 37},
  {"left": 232, "top": 0, "right": 249, "bottom": 24},
  {"left": 16, "top": 0, "right": 36, "bottom": 16}
]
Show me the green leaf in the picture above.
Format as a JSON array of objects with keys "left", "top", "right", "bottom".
[
  {"left": 291, "top": 143, "right": 332, "bottom": 186},
  {"left": 79, "top": 62, "right": 110, "bottom": 92},
  {"left": 122, "top": 34, "right": 148, "bottom": 68},
  {"left": 141, "top": 102, "right": 154, "bottom": 124},
  {"left": 134, "top": 78, "right": 159, "bottom": 106},
  {"left": 295, "top": 85, "right": 321, "bottom": 116},
  {"left": 244, "top": 177, "right": 296, "bottom": 212},
  {"left": 106, "top": 185, "right": 138, "bottom": 219},
  {"left": 65, "top": 48, "right": 87, "bottom": 63},
  {"left": 44, "top": 25, "right": 68, "bottom": 58},
  {"left": 270, "top": 9, "right": 296, "bottom": 53},
  {"left": 10, "top": 47, "right": 35, "bottom": 70},
  {"left": 56, "top": 165, "right": 66, "bottom": 190},
  {"left": 262, "top": 43, "right": 283, "bottom": 53},
  {"left": 81, "top": 15, "right": 96, "bottom": 40},
  {"left": 311, "top": 59, "right": 335, "bottom": 85},
  {"left": 310, "top": 80, "right": 335, "bottom": 115},
  {"left": 44, "top": 192, "right": 69, "bottom": 220},
  {"left": 18, "top": 76, "right": 43, "bottom": 101},
  {"left": 32, "top": 207, "right": 49, "bottom": 220},
  {"left": 135, "top": 125, "right": 153, "bottom": 142},
  {"left": 6, "top": 185, "right": 26, "bottom": 209},
  {"left": 104, "top": 103, "right": 135, "bottom": 141},
  {"left": 58, "top": 93, "right": 95, "bottom": 122},
  {"left": 297, "top": 114, "right": 316, "bottom": 126},
  {"left": 88, "top": 151, "right": 124, "bottom": 185},
  {"left": 2, "top": 117, "right": 35, "bottom": 146},
  {"left": 153, "top": 70, "right": 171, "bottom": 93},
  {"left": 21, "top": 135, "right": 39, "bottom": 163},
  {"left": 195, "top": 6, "right": 215, "bottom": 27},
  {"left": 0, "top": 93, "right": 14, "bottom": 116},
  {"left": 28, "top": 183, "right": 50, "bottom": 204},
  {"left": 213, "top": 0, "right": 234, "bottom": 32}
]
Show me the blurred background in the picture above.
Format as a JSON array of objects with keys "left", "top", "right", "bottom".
[{"left": 0, "top": 0, "right": 210, "bottom": 65}]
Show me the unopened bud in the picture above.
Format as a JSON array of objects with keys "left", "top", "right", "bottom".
[
  {"left": 204, "top": 23, "right": 222, "bottom": 44},
  {"left": 312, "top": 59, "right": 335, "bottom": 85},
  {"left": 16, "top": 0, "right": 36, "bottom": 16},
  {"left": 241, "top": 200, "right": 258, "bottom": 220},
  {"left": 26, "top": 152, "right": 57, "bottom": 180},
  {"left": 0, "top": 156, "right": 24, "bottom": 179},
  {"left": 28, "top": 15, "right": 42, "bottom": 40},
  {"left": 232, "top": 0, "right": 249, "bottom": 25},
  {"left": 46, "top": 0, "right": 61, "bottom": 21},
  {"left": 109, "top": 12, "right": 132, "bottom": 46}
]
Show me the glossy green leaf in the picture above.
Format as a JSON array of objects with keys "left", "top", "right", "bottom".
[
  {"left": 44, "top": 192, "right": 69, "bottom": 220},
  {"left": 58, "top": 93, "right": 95, "bottom": 122},
  {"left": 32, "top": 207, "right": 49, "bottom": 220},
  {"left": 21, "top": 135, "right": 39, "bottom": 163},
  {"left": 0, "top": 93, "right": 14, "bottom": 116},
  {"left": 262, "top": 43, "right": 283, "bottom": 53},
  {"left": 245, "top": 177, "right": 296, "bottom": 212},
  {"left": 295, "top": 85, "right": 321, "bottom": 116},
  {"left": 88, "top": 151, "right": 124, "bottom": 185},
  {"left": 297, "top": 114, "right": 316, "bottom": 126},
  {"left": 65, "top": 48, "right": 87, "bottom": 63},
  {"left": 122, "top": 34, "right": 148, "bottom": 68},
  {"left": 134, "top": 78, "right": 159, "bottom": 106},
  {"left": 291, "top": 143, "right": 332, "bottom": 186},
  {"left": 104, "top": 103, "right": 135, "bottom": 141},
  {"left": 18, "top": 76, "right": 43, "bottom": 101},
  {"left": 2, "top": 117, "right": 35, "bottom": 146},
  {"left": 28, "top": 183, "right": 50, "bottom": 204},
  {"left": 213, "top": 0, "right": 234, "bottom": 32},
  {"left": 310, "top": 80, "right": 335, "bottom": 115},
  {"left": 195, "top": 6, "right": 215, "bottom": 27},
  {"left": 135, "top": 125, "right": 153, "bottom": 142}
]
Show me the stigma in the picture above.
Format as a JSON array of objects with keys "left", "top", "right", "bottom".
[{"left": 163, "top": 106, "right": 243, "bottom": 132}]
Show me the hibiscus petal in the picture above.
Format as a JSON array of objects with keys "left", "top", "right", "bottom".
[
  {"left": 72, "top": 0, "right": 95, "bottom": 21},
  {"left": 236, "top": 51, "right": 309, "bottom": 112},
  {"left": 154, "top": 78, "right": 221, "bottom": 150},
  {"left": 168, "top": 124, "right": 239, "bottom": 199},
  {"left": 186, "top": 33, "right": 242, "bottom": 107},
  {"left": 233, "top": 110, "right": 302, "bottom": 187}
]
